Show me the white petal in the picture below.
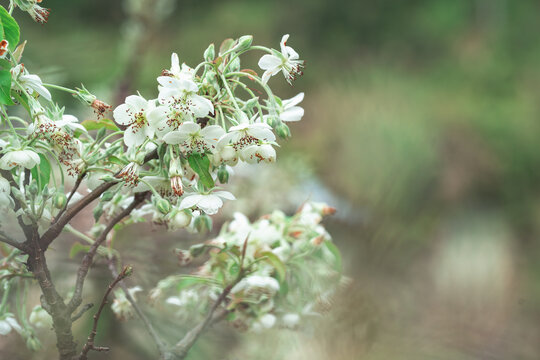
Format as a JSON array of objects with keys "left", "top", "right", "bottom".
[
  {"left": 258, "top": 55, "right": 282, "bottom": 70},
  {"left": 214, "top": 191, "right": 236, "bottom": 200},
  {"left": 280, "top": 34, "right": 290, "bottom": 54},
  {"left": 123, "top": 126, "right": 147, "bottom": 147},
  {"left": 125, "top": 95, "right": 147, "bottom": 112},
  {"left": 162, "top": 130, "right": 189, "bottom": 145},
  {"left": 170, "top": 53, "right": 180, "bottom": 74},
  {"left": 179, "top": 194, "right": 203, "bottom": 210},
  {"left": 197, "top": 195, "right": 222, "bottom": 215},
  {"left": 178, "top": 121, "right": 201, "bottom": 135},
  {"left": 283, "top": 92, "right": 304, "bottom": 108},
  {"left": 280, "top": 106, "right": 304, "bottom": 122},
  {"left": 0, "top": 320, "right": 11, "bottom": 335},
  {"left": 201, "top": 125, "right": 225, "bottom": 142},
  {"left": 113, "top": 104, "right": 133, "bottom": 126},
  {"left": 189, "top": 95, "right": 214, "bottom": 118}
]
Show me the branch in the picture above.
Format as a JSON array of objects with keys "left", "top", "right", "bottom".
[
  {"left": 0, "top": 230, "right": 26, "bottom": 252},
  {"left": 79, "top": 265, "right": 132, "bottom": 360},
  {"left": 71, "top": 303, "right": 94, "bottom": 322},
  {"left": 68, "top": 192, "right": 149, "bottom": 313},
  {"left": 171, "top": 278, "right": 238, "bottom": 359},
  {"left": 107, "top": 257, "right": 169, "bottom": 356},
  {"left": 39, "top": 148, "right": 158, "bottom": 251}
]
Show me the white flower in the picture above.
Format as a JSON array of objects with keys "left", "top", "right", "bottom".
[
  {"left": 10, "top": 64, "right": 52, "bottom": 101},
  {"left": 0, "top": 314, "right": 21, "bottom": 336},
  {"left": 252, "top": 313, "right": 276, "bottom": 332},
  {"left": 258, "top": 34, "right": 304, "bottom": 84},
  {"left": 232, "top": 275, "right": 280, "bottom": 295},
  {"left": 0, "top": 149, "right": 40, "bottom": 170},
  {"left": 29, "top": 306, "right": 53, "bottom": 329},
  {"left": 162, "top": 122, "right": 224, "bottom": 154},
  {"left": 166, "top": 289, "right": 199, "bottom": 308},
  {"left": 113, "top": 95, "right": 155, "bottom": 147},
  {"left": 0, "top": 176, "right": 13, "bottom": 209},
  {"left": 164, "top": 53, "right": 195, "bottom": 81},
  {"left": 179, "top": 190, "right": 235, "bottom": 215},
  {"left": 111, "top": 286, "right": 142, "bottom": 321},
  {"left": 218, "top": 123, "right": 275, "bottom": 150},
  {"left": 148, "top": 77, "right": 214, "bottom": 135},
  {"left": 240, "top": 143, "right": 276, "bottom": 164}
]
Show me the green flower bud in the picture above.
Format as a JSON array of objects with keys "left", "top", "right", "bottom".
[
  {"left": 231, "top": 35, "right": 253, "bottom": 52},
  {"left": 266, "top": 116, "right": 279, "bottom": 128},
  {"left": 53, "top": 192, "right": 67, "bottom": 209},
  {"left": 27, "top": 182, "right": 38, "bottom": 196},
  {"left": 276, "top": 123, "right": 291, "bottom": 139},
  {"left": 217, "top": 165, "right": 229, "bottom": 184},
  {"left": 194, "top": 214, "right": 212, "bottom": 234},
  {"left": 93, "top": 203, "right": 103, "bottom": 222},
  {"left": 26, "top": 335, "right": 42, "bottom": 352},
  {"left": 101, "top": 191, "right": 114, "bottom": 202},
  {"left": 204, "top": 43, "right": 215, "bottom": 61},
  {"left": 156, "top": 198, "right": 171, "bottom": 215}
]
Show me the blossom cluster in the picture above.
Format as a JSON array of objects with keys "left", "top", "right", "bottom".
[{"left": 149, "top": 202, "right": 342, "bottom": 332}]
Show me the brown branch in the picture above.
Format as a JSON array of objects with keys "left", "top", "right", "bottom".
[
  {"left": 79, "top": 265, "right": 132, "bottom": 360},
  {"left": 71, "top": 303, "right": 94, "bottom": 322},
  {"left": 68, "top": 192, "right": 149, "bottom": 313},
  {"left": 0, "top": 230, "right": 26, "bottom": 252},
  {"left": 107, "top": 257, "right": 169, "bottom": 356},
  {"left": 39, "top": 148, "right": 158, "bottom": 251}
]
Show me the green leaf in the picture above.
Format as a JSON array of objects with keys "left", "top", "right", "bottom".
[
  {"left": 107, "top": 155, "right": 126, "bottom": 166},
  {"left": 219, "top": 38, "right": 234, "bottom": 55},
  {"left": 30, "top": 154, "right": 51, "bottom": 190},
  {"left": 69, "top": 242, "right": 90, "bottom": 259},
  {"left": 0, "top": 69, "right": 13, "bottom": 105},
  {"left": 260, "top": 251, "right": 286, "bottom": 284},
  {"left": 80, "top": 118, "right": 119, "bottom": 132},
  {"left": 187, "top": 153, "right": 214, "bottom": 189},
  {"left": 323, "top": 241, "right": 343, "bottom": 273},
  {"left": 0, "top": 5, "right": 20, "bottom": 50}
]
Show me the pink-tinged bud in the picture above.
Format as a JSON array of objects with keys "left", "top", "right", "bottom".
[{"left": 322, "top": 206, "right": 337, "bottom": 216}]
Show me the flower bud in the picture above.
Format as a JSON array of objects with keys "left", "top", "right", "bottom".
[
  {"left": 275, "top": 123, "right": 291, "bottom": 139},
  {"left": 194, "top": 214, "right": 212, "bottom": 234},
  {"left": 168, "top": 209, "right": 191, "bottom": 230},
  {"left": 204, "top": 43, "right": 215, "bottom": 61},
  {"left": 53, "top": 192, "right": 67, "bottom": 209},
  {"left": 217, "top": 165, "right": 229, "bottom": 184},
  {"left": 26, "top": 335, "right": 42, "bottom": 352},
  {"left": 231, "top": 35, "right": 253, "bottom": 52},
  {"left": 156, "top": 198, "right": 171, "bottom": 215},
  {"left": 265, "top": 115, "right": 279, "bottom": 128},
  {"left": 101, "top": 190, "right": 114, "bottom": 202},
  {"left": 93, "top": 203, "right": 103, "bottom": 222},
  {"left": 27, "top": 182, "right": 38, "bottom": 196}
]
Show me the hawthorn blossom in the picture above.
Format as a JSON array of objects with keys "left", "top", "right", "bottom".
[
  {"left": 258, "top": 34, "right": 304, "bottom": 84},
  {"left": 162, "top": 121, "right": 225, "bottom": 154},
  {"left": 218, "top": 122, "right": 276, "bottom": 150},
  {"left": 10, "top": 64, "right": 52, "bottom": 101},
  {"left": 14, "top": 0, "right": 50, "bottom": 23},
  {"left": 149, "top": 77, "right": 214, "bottom": 135},
  {"left": 179, "top": 190, "right": 235, "bottom": 215},
  {"left": 162, "top": 53, "right": 195, "bottom": 81},
  {"left": 113, "top": 95, "right": 155, "bottom": 147},
  {"left": 0, "top": 149, "right": 40, "bottom": 170},
  {"left": 240, "top": 143, "right": 276, "bottom": 163}
]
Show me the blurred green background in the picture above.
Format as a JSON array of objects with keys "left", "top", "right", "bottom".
[{"left": 3, "top": 0, "right": 540, "bottom": 358}]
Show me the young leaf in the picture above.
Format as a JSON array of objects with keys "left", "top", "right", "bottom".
[
  {"left": 0, "top": 5, "right": 20, "bottom": 50},
  {"left": 30, "top": 154, "right": 51, "bottom": 190},
  {"left": 323, "top": 241, "right": 343, "bottom": 273},
  {"left": 187, "top": 153, "right": 214, "bottom": 189},
  {"left": 80, "top": 118, "right": 119, "bottom": 131},
  {"left": 260, "top": 251, "right": 286, "bottom": 284},
  {"left": 0, "top": 69, "right": 13, "bottom": 105}
]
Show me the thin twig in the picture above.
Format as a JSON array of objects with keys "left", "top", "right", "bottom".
[
  {"left": 68, "top": 192, "right": 149, "bottom": 313},
  {"left": 52, "top": 172, "right": 85, "bottom": 225},
  {"left": 0, "top": 230, "right": 26, "bottom": 251},
  {"left": 79, "top": 265, "right": 132, "bottom": 360},
  {"left": 39, "top": 148, "right": 158, "bottom": 251},
  {"left": 107, "top": 257, "right": 168, "bottom": 355},
  {"left": 71, "top": 303, "right": 94, "bottom": 322}
]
